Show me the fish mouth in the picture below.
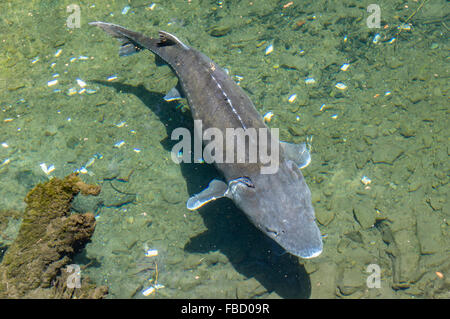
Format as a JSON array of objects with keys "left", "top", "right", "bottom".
[
  {"left": 276, "top": 229, "right": 323, "bottom": 259},
  {"left": 290, "top": 242, "right": 323, "bottom": 259}
]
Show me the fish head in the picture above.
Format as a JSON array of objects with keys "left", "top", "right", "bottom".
[{"left": 228, "top": 159, "right": 323, "bottom": 259}]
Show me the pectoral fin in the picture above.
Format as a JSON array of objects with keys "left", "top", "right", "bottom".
[
  {"left": 280, "top": 141, "right": 311, "bottom": 169},
  {"left": 186, "top": 179, "right": 229, "bottom": 210},
  {"left": 164, "top": 82, "right": 185, "bottom": 102}
]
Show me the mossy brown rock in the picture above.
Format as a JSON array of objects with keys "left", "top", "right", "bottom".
[{"left": 0, "top": 174, "right": 107, "bottom": 298}]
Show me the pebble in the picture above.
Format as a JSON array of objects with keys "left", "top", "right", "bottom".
[
  {"left": 47, "top": 79, "right": 58, "bottom": 87},
  {"left": 122, "top": 5, "right": 131, "bottom": 15},
  {"left": 335, "top": 82, "right": 347, "bottom": 90},
  {"left": 353, "top": 200, "right": 375, "bottom": 229},
  {"left": 340, "top": 63, "right": 350, "bottom": 71},
  {"left": 265, "top": 44, "right": 273, "bottom": 55},
  {"left": 54, "top": 49, "right": 62, "bottom": 57},
  {"left": 288, "top": 94, "right": 297, "bottom": 103}
]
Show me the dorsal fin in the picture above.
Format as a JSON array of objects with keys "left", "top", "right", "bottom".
[{"left": 158, "top": 31, "right": 190, "bottom": 50}]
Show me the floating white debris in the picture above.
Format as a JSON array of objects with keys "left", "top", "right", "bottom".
[
  {"left": 398, "top": 23, "right": 411, "bottom": 31},
  {"left": 116, "top": 121, "right": 126, "bottom": 128},
  {"left": 114, "top": 140, "right": 125, "bottom": 148},
  {"left": 331, "top": 114, "right": 338, "bottom": 119},
  {"left": 305, "top": 77, "right": 316, "bottom": 85},
  {"left": 372, "top": 33, "right": 381, "bottom": 44},
  {"left": 67, "top": 87, "right": 77, "bottom": 96},
  {"left": 133, "top": 148, "right": 141, "bottom": 153},
  {"left": 263, "top": 111, "right": 274, "bottom": 123},
  {"left": 69, "top": 57, "right": 77, "bottom": 63},
  {"left": 78, "top": 88, "right": 86, "bottom": 94},
  {"left": 385, "top": 91, "right": 392, "bottom": 96},
  {"left": 52, "top": 73, "right": 59, "bottom": 78},
  {"left": 148, "top": 3, "right": 156, "bottom": 10},
  {"left": 47, "top": 79, "right": 58, "bottom": 87},
  {"left": 54, "top": 49, "right": 63, "bottom": 57},
  {"left": 79, "top": 167, "right": 88, "bottom": 174},
  {"left": 343, "top": 35, "right": 348, "bottom": 43},
  {"left": 265, "top": 44, "right": 274, "bottom": 55},
  {"left": 50, "top": 62, "right": 56, "bottom": 69},
  {"left": 4, "top": 118, "right": 14, "bottom": 123},
  {"left": 122, "top": 5, "right": 131, "bottom": 14},
  {"left": 145, "top": 249, "right": 158, "bottom": 257},
  {"left": 361, "top": 176, "right": 372, "bottom": 185},
  {"left": 296, "top": 115, "right": 300, "bottom": 121},
  {"left": 340, "top": 63, "right": 350, "bottom": 71},
  {"left": 335, "top": 82, "right": 347, "bottom": 90},
  {"left": 234, "top": 75, "right": 244, "bottom": 83},
  {"left": 1, "top": 158, "right": 11, "bottom": 167},
  {"left": 142, "top": 283, "right": 165, "bottom": 296},
  {"left": 288, "top": 94, "right": 297, "bottom": 103},
  {"left": 387, "top": 37, "right": 396, "bottom": 44},
  {"left": 85, "top": 157, "right": 96, "bottom": 168},
  {"left": 40, "top": 163, "right": 55, "bottom": 175},
  {"left": 142, "top": 286, "right": 155, "bottom": 296},
  {"left": 76, "top": 78, "right": 87, "bottom": 88},
  {"left": 86, "top": 88, "right": 97, "bottom": 94},
  {"left": 107, "top": 75, "right": 118, "bottom": 81},
  {"left": 1, "top": 142, "right": 8, "bottom": 148},
  {"left": 78, "top": 55, "right": 89, "bottom": 60},
  {"left": 31, "top": 56, "right": 40, "bottom": 64},
  {"left": 319, "top": 104, "right": 327, "bottom": 111}
]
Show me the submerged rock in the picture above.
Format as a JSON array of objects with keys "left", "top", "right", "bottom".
[{"left": 0, "top": 174, "right": 108, "bottom": 298}]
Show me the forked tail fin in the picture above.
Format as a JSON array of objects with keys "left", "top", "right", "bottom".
[{"left": 89, "top": 21, "right": 189, "bottom": 64}]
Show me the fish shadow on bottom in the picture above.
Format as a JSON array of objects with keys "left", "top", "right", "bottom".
[{"left": 94, "top": 80, "right": 312, "bottom": 298}]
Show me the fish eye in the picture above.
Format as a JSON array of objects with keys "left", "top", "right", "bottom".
[
  {"left": 239, "top": 176, "right": 255, "bottom": 188},
  {"left": 265, "top": 226, "right": 279, "bottom": 237}
]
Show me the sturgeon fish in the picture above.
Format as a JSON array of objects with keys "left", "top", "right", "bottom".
[{"left": 89, "top": 22, "right": 323, "bottom": 258}]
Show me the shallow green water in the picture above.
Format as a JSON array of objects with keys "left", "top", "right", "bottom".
[{"left": 0, "top": 0, "right": 448, "bottom": 298}]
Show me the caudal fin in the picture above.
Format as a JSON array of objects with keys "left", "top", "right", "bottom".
[
  {"left": 89, "top": 21, "right": 146, "bottom": 56},
  {"left": 89, "top": 21, "right": 189, "bottom": 64}
]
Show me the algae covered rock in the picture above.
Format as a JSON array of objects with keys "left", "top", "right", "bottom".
[{"left": 0, "top": 174, "right": 107, "bottom": 298}]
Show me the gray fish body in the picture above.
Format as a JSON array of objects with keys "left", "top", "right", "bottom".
[{"left": 90, "top": 22, "right": 323, "bottom": 258}]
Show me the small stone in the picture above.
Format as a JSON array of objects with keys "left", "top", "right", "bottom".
[
  {"left": 338, "top": 268, "right": 364, "bottom": 296},
  {"left": 236, "top": 278, "right": 267, "bottom": 299},
  {"left": 398, "top": 124, "right": 416, "bottom": 138},
  {"left": 408, "top": 92, "right": 426, "bottom": 104},
  {"left": 353, "top": 200, "right": 375, "bottom": 229},
  {"left": 209, "top": 25, "right": 231, "bottom": 37},
  {"left": 310, "top": 263, "right": 338, "bottom": 298},
  {"left": 372, "top": 138, "right": 404, "bottom": 164},
  {"left": 363, "top": 125, "right": 378, "bottom": 139},
  {"left": 71, "top": 194, "right": 103, "bottom": 213},
  {"left": 316, "top": 207, "right": 334, "bottom": 226},
  {"left": 394, "top": 229, "right": 420, "bottom": 283},
  {"left": 417, "top": 211, "right": 443, "bottom": 254},
  {"left": 427, "top": 196, "right": 445, "bottom": 211},
  {"left": 66, "top": 136, "right": 80, "bottom": 149},
  {"left": 422, "top": 134, "right": 432, "bottom": 147},
  {"left": 288, "top": 125, "right": 305, "bottom": 136}
]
